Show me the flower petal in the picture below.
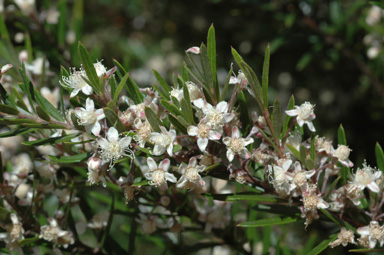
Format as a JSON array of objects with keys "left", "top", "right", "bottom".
[
  {"left": 216, "top": 101, "right": 228, "bottom": 113},
  {"left": 187, "top": 125, "right": 198, "bottom": 136},
  {"left": 107, "top": 127, "right": 119, "bottom": 142},
  {"left": 367, "top": 182, "right": 380, "bottom": 193},
  {"left": 159, "top": 158, "right": 170, "bottom": 171},
  {"left": 232, "top": 126, "right": 240, "bottom": 139},
  {"left": 81, "top": 85, "right": 93, "bottom": 95},
  {"left": 86, "top": 98, "right": 94, "bottom": 111},
  {"left": 186, "top": 46, "right": 200, "bottom": 54},
  {"left": 285, "top": 109, "right": 298, "bottom": 116},
  {"left": 147, "top": 157, "right": 157, "bottom": 171},
  {"left": 197, "top": 138, "right": 208, "bottom": 151}
]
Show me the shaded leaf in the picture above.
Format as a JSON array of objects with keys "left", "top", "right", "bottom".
[
  {"left": 306, "top": 234, "right": 337, "bottom": 255},
  {"left": 125, "top": 76, "right": 144, "bottom": 104},
  {"left": 238, "top": 216, "right": 297, "bottom": 227},
  {"left": 375, "top": 143, "right": 384, "bottom": 173},
  {"left": 272, "top": 99, "right": 282, "bottom": 142},
  {"left": 0, "top": 104, "right": 19, "bottom": 115},
  {"left": 262, "top": 44, "right": 270, "bottom": 108},
  {"left": 47, "top": 153, "right": 89, "bottom": 163},
  {"left": 22, "top": 133, "right": 79, "bottom": 146},
  {"left": 207, "top": 24, "right": 219, "bottom": 99},
  {"left": 113, "top": 72, "right": 129, "bottom": 102},
  {"left": 36, "top": 105, "right": 51, "bottom": 121},
  {"left": 104, "top": 107, "right": 124, "bottom": 133},
  {"left": 144, "top": 107, "right": 162, "bottom": 133},
  {"left": 78, "top": 42, "right": 101, "bottom": 92}
]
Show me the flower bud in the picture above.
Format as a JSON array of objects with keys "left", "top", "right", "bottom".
[
  {"left": 88, "top": 157, "right": 101, "bottom": 171},
  {"left": 160, "top": 196, "right": 170, "bottom": 207},
  {"left": 1, "top": 64, "right": 12, "bottom": 74}
]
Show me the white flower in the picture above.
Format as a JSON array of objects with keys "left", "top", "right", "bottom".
[
  {"left": 75, "top": 98, "right": 105, "bottom": 136},
  {"left": 350, "top": 161, "right": 382, "bottom": 193},
  {"left": 149, "top": 126, "right": 176, "bottom": 156},
  {"left": 197, "top": 152, "right": 221, "bottom": 166},
  {"left": 188, "top": 121, "right": 221, "bottom": 152},
  {"left": 46, "top": 8, "right": 60, "bottom": 24},
  {"left": 186, "top": 46, "right": 200, "bottom": 54},
  {"left": 93, "top": 60, "right": 107, "bottom": 76},
  {"left": 186, "top": 81, "right": 201, "bottom": 101},
  {"left": 222, "top": 126, "right": 253, "bottom": 162},
  {"left": 87, "top": 211, "right": 109, "bottom": 229},
  {"left": 329, "top": 227, "right": 355, "bottom": 248},
  {"left": 229, "top": 70, "right": 254, "bottom": 97},
  {"left": 1, "top": 64, "right": 12, "bottom": 74},
  {"left": 60, "top": 68, "right": 93, "bottom": 98},
  {"left": 332, "top": 145, "right": 353, "bottom": 167},
  {"left": 286, "top": 161, "right": 316, "bottom": 193},
  {"left": 97, "top": 127, "right": 133, "bottom": 166},
  {"left": 133, "top": 119, "right": 152, "bottom": 147},
  {"left": 26, "top": 57, "right": 49, "bottom": 75},
  {"left": 143, "top": 157, "right": 177, "bottom": 187},
  {"left": 268, "top": 159, "right": 292, "bottom": 196},
  {"left": 177, "top": 157, "right": 205, "bottom": 189},
  {"left": 40, "top": 87, "right": 60, "bottom": 108},
  {"left": 366, "top": 6, "right": 383, "bottom": 26},
  {"left": 170, "top": 87, "right": 184, "bottom": 101},
  {"left": 14, "top": 0, "right": 35, "bottom": 14},
  {"left": 40, "top": 218, "right": 74, "bottom": 248},
  {"left": 193, "top": 99, "right": 234, "bottom": 132},
  {"left": 357, "top": 221, "right": 384, "bottom": 248},
  {"left": 0, "top": 214, "right": 24, "bottom": 253},
  {"left": 285, "top": 102, "right": 316, "bottom": 132}
]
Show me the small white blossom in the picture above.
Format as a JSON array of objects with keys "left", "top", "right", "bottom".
[
  {"left": 143, "top": 157, "right": 177, "bottom": 188},
  {"left": 60, "top": 68, "right": 93, "bottom": 98},
  {"left": 170, "top": 87, "right": 184, "bottom": 101},
  {"left": 149, "top": 126, "right": 176, "bottom": 156},
  {"left": 188, "top": 121, "right": 221, "bottom": 152},
  {"left": 97, "top": 127, "right": 133, "bottom": 166},
  {"left": 26, "top": 57, "right": 49, "bottom": 75},
  {"left": 222, "top": 126, "right": 253, "bottom": 162},
  {"left": 177, "top": 157, "right": 205, "bottom": 189},
  {"left": 285, "top": 102, "right": 316, "bottom": 132},
  {"left": 286, "top": 161, "right": 316, "bottom": 193},
  {"left": 366, "top": 6, "right": 383, "bottom": 26},
  {"left": 186, "top": 81, "right": 201, "bottom": 101},
  {"left": 229, "top": 70, "right": 254, "bottom": 97},
  {"left": 75, "top": 98, "right": 105, "bottom": 136},
  {"left": 1, "top": 64, "right": 12, "bottom": 74},
  {"left": 40, "top": 219, "right": 74, "bottom": 248},
  {"left": 0, "top": 214, "right": 24, "bottom": 254},
  {"left": 87, "top": 211, "right": 109, "bottom": 229},
  {"left": 329, "top": 227, "right": 355, "bottom": 248},
  {"left": 193, "top": 99, "right": 234, "bottom": 132},
  {"left": 332, "top": 145, "right": 353, "bottom": 167},
  {"left": 14, "top": 0, "right": 35, "bottom": 14},
  {"left": 350, "top": 161, "right": 382, "bottom": 193},
  {"left": 186, "top": 46, "right": 200, "bottom": 54},
  {"left": 357, "top": 221, "right": 384, "bottom": 248},
  {"left": 268, "top": 159, "right": 292, "bottom": 196}
]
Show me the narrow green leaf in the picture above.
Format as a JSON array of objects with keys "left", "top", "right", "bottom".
[
  {"left": 207, "top": 24, "right": 218, "bottom": 99},
  {"left": 161, "top": 99, "right": 182, "bottom": 116},
  {"left": 21, "top": 123, "right": 67, "bottom": 129},
  {"left": 182, "top": 80, "right": 191, "bottom": 108},
  {"left": 145, "top": 107, "right": 162, "bottom": 133},
  {"left": 19, "top": 236, "right": 39, "bottom": 246},
  {"left": 101, "top": 192, "right": 114, "bottom": 249},
  {"left": 220, "top": 66, "right": 233, "bottom": 101},
  {"left": 282, "top": 95, "right": 295, "bottom": 139},
  {"left": 262, "top": 44, "right": 270, "bottom": 108},
  {"left": 113, "top": 58, "right": 127, "bottom": 74},
  {"left": 168, "top": 114, "right": 187, "bottom": 134},
  {"left": 23, "top": 133, "right": 79, "bottom": 146},
  {"left": 0, "top": 13, "right": 10, "bottom": 40},
  {"left": 0, "top": 118, "right": 35, "bottom": 125},
  {"left": 104, "top": 108, "right": 124, "bottom": 133},
  {"left": 238, "top": 91, "right": 250, "bottom": 130},
  {"left": 287, "top": 144, "right": 301, "bottom": 159},
  {"left": 152, "top": 83, "right": 168, "bottom": 100},
  {"left": 47, "top": 153, "right": 89, "bottom": 163},
  {"left": 231, "top": 48, "right": 264, "bottom": 110},
  {"left": 310, "top": 134, "right": 316, "bottom": 161},
  {"left": 36, "top": 106, "right": 51, "bottom": 121},
  {"left": 0, "top": 128, "right": 36, "bottom": 138},
  {"left": 126, "top": 76, "right": 144, "bottom": 104},
  {"left": 338, "top": 124, "right": 349, "bottom": 184},
  {"left": 375, "top": 143, "right": 384, "bottom": 173},
  {"left": 180, "top": 98, "right": 194, "bottom": 125},
  {"left": 113, "top": 72, "right": 129, "bottom": 102},
  {"left": 300, "top": 144, "right": 307, "bottom": 166},
  {"left": 200, "top": 43, "right": 215, "bottom": 99},
  {"left": 24, "top": 33, "right": 33, "bottom": 64},
  {"left": 338, "top": 124, "right": 347, "bottom": 145},
  {"left": 19, "top": 65, "right": 36, "bottom": 113},
  {"left": 78, "top": 42, "right": 100, "bottom": 92},
  {"left": 306, "top": 234, "right": 337, "bottom": 255},
  {"left": 34, "top": 89, "right": 64, "bottom": 121},
  {"left": 153, "top": 70, "right": 171, "bottom": 99},
  {"left": 238, "top": 216, "right": 297, "bottom": 227},
  {"left": 349, "top": 248, "right": 384, "bottom": 253},
  {"left": 171, "top": 96, "right": 180, "bottom": 109},
  {"left": 0, "top": 104, "right": 19, "bottom": 115},
  {"left": 182, "top": 62, "right": 214, "bottom": 104},
  {"left": 204, "top": 193, "right": 282, "bottom": 203},
  {"left": 181, "top": 64, "right": 189, "bottom": 81},
  {"left": 272, "top": 99, "right": 282, "bottom": 142}
]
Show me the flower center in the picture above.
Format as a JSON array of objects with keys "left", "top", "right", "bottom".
[
  {"left": 355, "top": 170, "right": 373, "bottom": 185},
  {"left": 304, "top": 194, "right": 318, "bottom": 211},
  {"left": 297, "top": 102, "right": 314, "bottom": 120},
  {"left": 102, "top": 141, "right": 123, "bottom": 161},
  {"left": 153, "top": 134, "right": 171, "bottom": 147},
  {"left": 79, "top": 112, "right": 97, "bottom": 125},
  {"left": 152, "top": 169, "right": 166, "bottom": 187},
  {"left": 185, "top": 167, "right": 200, "bottom": 182},
  {"left": 230, "top": 138, "right": 244, "bottom": 154},
  {"left": 197, "top": 124, "right": 210, "bottom": 138},
  {"left": 334, "top": 145, "right": 351, "bottom": 160},
  {"left": 207, "top": 109, "right": 223, "bottom": 127},
  {"left": 293, "top": 172, "right": 307, "bottom": 187}
]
